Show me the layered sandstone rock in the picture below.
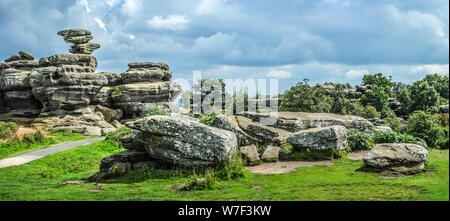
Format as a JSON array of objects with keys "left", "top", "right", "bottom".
[
  {"left": 0, "top": 52, "right": 41, "bottom": 117},
  {"left": 112, "top": 62, "right": 181, "bottom": 117}
]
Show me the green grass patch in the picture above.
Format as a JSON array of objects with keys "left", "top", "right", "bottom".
[{"left": 0, "top": 139, "right": 448, "bottom": 201}]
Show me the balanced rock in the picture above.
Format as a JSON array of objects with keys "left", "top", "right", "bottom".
[
  {"left": 287, "top": 125, "right": 348, "bottom": 151},
  {"left": 57, "top": 29, "right": 100, "bottom": 55},
  {"left": 126, "top": 115, "right": 238, "bottom": 167},
  {"left": 363, "top": 143, "right": 428, "bottom": 175}
]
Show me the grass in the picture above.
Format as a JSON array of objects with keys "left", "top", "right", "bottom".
[
  {"left": 0, "top": 132, "right": 92, "bottom": 160},
  {"left": 0, "top": 139, "right": 448, "bottom": 201}
]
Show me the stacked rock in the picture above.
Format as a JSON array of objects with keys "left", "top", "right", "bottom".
[
  {"left": 112, "top": 62, "right": 182, "bottom": 118},
  {"left": 0, "top": 51, "right": 41, "bottom": 117},
  {"left": 28, "top": 29, "right": 116, "bottom": 135},
  {"left": 57, "top": 29, "right": 100, "bottom": 55}
]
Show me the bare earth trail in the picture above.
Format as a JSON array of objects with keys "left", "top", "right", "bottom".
[
  {"left": 246, "top": 150, "right": 370, "bottom": 175},
  {"left": 0, "top": 137, "right": 105, "bottom": 168}
]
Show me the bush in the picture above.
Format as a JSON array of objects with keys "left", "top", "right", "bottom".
[
  {"left": 387, "top": 117, "right": 405, "bottom": 132},
  {"left": 347, "top": 130, "right": 374, "bottom": 150},
  {"left": 370, "top": 130, "right": 418, "bottom": 145},
  {"left": 142, "top": 105, "right": 168, "bottom": 116},
  {"left": 405, "top": 111, "right": 447, "bottom": 148},
  {"left": 0, "top": 121, "right": 19, "bottom": 140},
  {"left": 105, "top": 127, "right": 131, "bottom": 147},
  {"left": 198, "top": 114, "right": 217, "bottom": 126},
  {"left": 380, "top": 105, "right": 396, "bottom": 119},
  {"left": 362, "top": 105, "right": 380, "bottom": 119}
]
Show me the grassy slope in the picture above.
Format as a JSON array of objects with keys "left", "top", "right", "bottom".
[
  {"left": 0, "top": 140, "right": 448, "bottom": 201},
  {"left": 0, "top": 133, "right": 91, "bottom": 160}
]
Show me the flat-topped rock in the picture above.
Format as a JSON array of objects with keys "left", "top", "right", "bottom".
[
  {"left": 39, "top": 54, "right": 97, "bottom": 70},
  {"left": 363, "top": 143, "right": 428, "bottom": 175},
  {"left": 236, "top": 115, "right": 292, "bottom": 146},
  {"left": 127, "top": 115, "right": 238, "bottom": 167},
  {"left": 244, "top": 112, "right": 374, "bottom": 132},
  {"left": 128, "top": 62, "right": 170, "bottom": 71},
  {"left": 287, "top": 125, "right": 348, "bottom": 151},
  {"left": 212, "top": 115, "right": 258, "bottom": 145},
  {"left": 69, "top": 43, "right": 101, "bottom": 55},
  {"left": 57, "top": 29, "right": 93, "bottom": 44}
]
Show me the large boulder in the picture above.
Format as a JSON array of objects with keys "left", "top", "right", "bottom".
[
  {"left": 212, "top": 115, "right": 258, "bottom": 145},
  {"left": 244, "top": 112, "right": 374, "bottom": 132},
  {"left": 236, "top": 115, "right": 292, "bottom": 145},
  {"left": 126, "top": 115, "right": 238, "bottom": 167},
  {"left": 363, "top": 143, "right": 428, "bottom": 175},
  {"left": 287, "top": 125, "right": 348, "bottom": 151}
]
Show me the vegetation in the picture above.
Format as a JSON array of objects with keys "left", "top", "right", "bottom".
[
  {"left": 0, "top": 139, "right": 447, "bottom": 201},
  {"left": 0, "top": 121, "right": 19, "bottom": 139},
  {"left": 142, "top": 104, "right": 168, "bottom": 116},
  {"left": 347, "top": 130, "right": 375, "bottom": 150},
  {"left": 403, "top": 111, "right": 449, "bottom": 149},
  {"left": 348, "top": 130, "right": 421, "bottom": 150}
]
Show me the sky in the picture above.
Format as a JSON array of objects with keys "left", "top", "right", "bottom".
[{"left": 0, "top": 0, "right": 448, "bottom": 94}]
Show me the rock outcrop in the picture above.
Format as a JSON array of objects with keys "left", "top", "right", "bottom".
[
  {"left": 363, "top": 143, "right": 428, "bottom": 175},
  {"left": 125, "top": 115, "right": 238, "bottom": 167},
  {"left": 0, "top": 51, "right": 41, "bottom": 117},
  {"left": 287, "top": 125, "right": 348, "bottom": 151},
  {"left": 57, "top": 29, "right": 100, "bottom": 55},
  {"left": 243, "top": 112, "right": 374, "bottom": 133},
  {"left": 112, "top": 62, "right": 181, "bottom": 117}
]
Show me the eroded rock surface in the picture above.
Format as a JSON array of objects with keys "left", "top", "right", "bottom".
[{"left": 287, "top": 125, "right": 348, "bottom": 151}]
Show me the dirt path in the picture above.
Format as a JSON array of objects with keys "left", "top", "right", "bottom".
[
  {"left": 245, "top": 160, "right": 333, "bottom": 175},
  {"left": 347, "top": 150, "right": 370, "bottom": 160},
  {"left": 0, "top": 137, "right": 105, "bottom": 168}
]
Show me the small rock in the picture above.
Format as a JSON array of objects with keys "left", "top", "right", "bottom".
[
  {"left": 240, "top": 145, "right": 260, "bottom": 164},
  {"left": 261, "top": 145, "right": 281, "bottom": 161},
  {"left": 64, "top": 180, "right": 81, "bottom": 185}
]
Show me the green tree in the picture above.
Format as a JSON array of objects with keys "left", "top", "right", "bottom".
[
  {"left": 409, "top": 81, "right": 440, "bottom": 112},
  {"left": 360, "top": 85, "right": 389, "bottom": 112},
  {"left": 280, "top": 79, "right": 333, "bottom": 113},
  {"left": 405, "top": 111, "right": 446, "bottom": 148}
]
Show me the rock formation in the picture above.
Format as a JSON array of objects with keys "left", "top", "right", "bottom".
[
  {"left": 363, "top": 143, "right": 428, "bottom": 175},
  {"left": 0, "top": 51, "right": 41, "bottom": 117},
  {"left": 57, "top": 29, "right": 100, "bottom": 55},
  {"left": 124, "top": 115, "right": 238, "bottom": 168},
  {"left": 287, "top": 125, "right": 348, "bottom": 151},
  {"left": 112, "top": 62, "right": 181, "bottom": 118}
]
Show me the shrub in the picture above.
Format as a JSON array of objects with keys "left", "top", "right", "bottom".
[
  {"left": 0, "top": 121, "right": 19, "bottom": 140},
  {"left": 347, "top": 130, "right": 375, "bottom": 150},
  {"left": 405, "top": 111, "right": 447, "bottom": 148},
  {"left": 387, "top": 117, "right": 405, "bottom": 132},
  {"left": 362, "top": 105, "right": 380, "bottom": 119},
  {"left": 198, "top": 114, "right": 217, "bottom": 126},
  {"left": 142, "top": 105, "right": 168, "bottom": 116},
  {"left": 380, "top": 105, "right": 396, "bottom": 119},
  {"left": 214, "top": 155, "right": 247, "bottom": 181},
  {"left": 370, "top": 130, "right": 418, "bottom": 145},
  {"left": 105, "top": 127, "right": 131, "bottom": 147}
]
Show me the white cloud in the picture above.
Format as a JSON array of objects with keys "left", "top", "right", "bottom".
[
  {"left": 147, "top": 15, "right": 190, "bottom": 31},
  {"left": 345, "top": 69, "right": 369, "bottom": 79},
  {"left": 266, "top": 70, "right": 292, "bottom": 79},
  {"left": 195, "top": 0, "right": 223, "bottom": 15},
  {"left": 77, "top": 0, "right": 90, "bottom": 13},
  {"left": 121, "top": 0, "right": 142, "bottom": 16},
  {"left": 94, "top": 17, "right": 107, "bottom": 31},
  {"left": 107, "top": 0, "right": 120, "bottom": 8},
  {"left": 410, "top": 64, "right": 449, "bottom": 75}
]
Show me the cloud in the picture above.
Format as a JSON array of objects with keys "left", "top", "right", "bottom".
[
  {"left": 94, "top": 18, "right": 107, "bottom": 32},
  {"left": 345, "top": 69, "right": 369, "bottom": 79},
  {"left": 121, "top": 0, "right": 142, "bottom": 16},
  {"left": 147, "top": 15, "right": 190, "bottom": 31},
  {"left": 195, "top": 0, "right": 223, "bottom": 15},
  {"left": 410, "top": 64, "right": 449, "bottom": 75},
  {"left": 266, "top": 70, "right": 292, "bottom": 79}
]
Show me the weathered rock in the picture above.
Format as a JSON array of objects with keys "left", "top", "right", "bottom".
[
  {"left": 2, "top": 90, "right": 41, "bottom": 116},
  {"left": 57, "top": 29, "right": 93, "bottom": 44},
  {"left": 69, "top": 43, "right": 101, "bottom": 55},
  {"left": 413, "top": 138, "right": 427, "bottom": 148},
  {"left": 117, "top": 129, "right": 147, "bottom": 152},
  {"left": 244, "top": 112, "right": 374, "bottom": 132},
  {"left": 112, "top": 82, "right": 181, "bottom": 116},
  {"left": 107, "top": 162, "right": 131, "bottom": 177},
  {"left": 83, "top": 126, "right": 102, "bottom": 136},
  {"left": 439, "top": 104, "right": 449, "bottom": 113},
  {"left": 374, "top": 126, "right": 393, "bottom": 133},
  {"left": 261, "top": 145, "right": 281, "bottom": 161},
  {"left": 91, "top": 105, "right": 122, "bottom": 123},
  {"left": 127, "top": 115, "right": 238, "bottom": 167},
  {"left": 236, "top": 115, "right": 292, "bottom": 145},
  {"left": 121, "top": 62, "right": 172, "bottom": 83},
  {"left": 99, "top": 150, "right": 151, "bottom": 172},
  {"left": 363, "top": 143, "right": 428, "bottom": 175},
  {"left": 240, "top": 145, "right": 260, "bottom": 164},
  {"left": 212, "top": 115, "right": 258, "bottom": 145},
  {"left": 287, "top": 125, "right": 348, "bottom": 151},
  {"left": 19, "top": 51, "right": 34, "bottom": 60},
  {"left": 98, "top": 72, "right": 122, "bottom": 86}
]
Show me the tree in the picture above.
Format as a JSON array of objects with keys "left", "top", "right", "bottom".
[
  {"left": 362, "top": 73, "right": 393, "bottom": 97},
  {"left": 280, "top": 79, "right": 333, "bottom": 113},
  {"left": 409, "top": 81, "right": 440, "bottom": 112},
  {"left": 360, "top": 85, "right": 389, "bottom": 112}
]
